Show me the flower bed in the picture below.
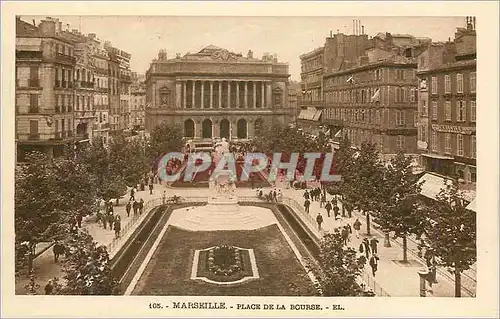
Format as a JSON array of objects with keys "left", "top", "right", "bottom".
[{"left": 197, "top": 245, "right": 253, "bottom": 282}]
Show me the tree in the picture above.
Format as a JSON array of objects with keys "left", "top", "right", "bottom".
[
  {"left": 15, "top": 151, "right": 96, "bottom": 277},
  {"left": 375, "top": 151, "right": 426, "bottom": 262},
  {"left": 427, "top": 179, "right": 476, "bottom": 297},
  {"left": 147, "top": 122, "right": 184, "bottom": 171},
  {"left": 348, "top": 142, "right": 385, "bottom": 236},
  {"left": 311, "top": 228, "right": 367, "bottom": 296},
  {"left": 108, "top": 135, "right": 149, "bottom": 186},
  {"left": 326, "top": 133, "right": 354, "bottom": 216},
  {"left": 53, "top": 230, "right": 121, "bottom": 295}
]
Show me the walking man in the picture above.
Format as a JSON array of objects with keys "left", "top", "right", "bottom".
[
  {"left": 325, "top": 201, "right": 332, "bottom": 217},
  {"left": 333, "top": 203, "right": 340, "bottom": 219},
  {"left": 362, "top": 238, "right": 371, "bottom": 259},
  {"left": 126, "top": 201, "right": 132, "bottom": 218},
  {"left": 149, "top": 182, "right": 154, "bottom": 195},
  {"left": 76, "top": 213, "right": 83, "bottom": 228},
  {"left": 369, "top": 254, "right": 380, "bottom": 277},
  {"left": 114, "top": 215, "right": 121, "bottom": 239},
  {"left": 53, "top": 242, "right": 65, "bottom": 263},
  {"left": 370, "top": 237, "right": 379, "bottom": 255},
  {"left": 130, "top": 187, "right": 136, "bottom": 202},
  {"left": 133, "top": 200, "right": 139, "bottom": 216},
  {"left": 316, "top": 213, "right": 324, "bottom": 231},
  {"left": 139, "top": 198, "right": 144, "bottom": 215},
  {"left": 304, "top": 199, "right": 311, "bottom": 214},
  {"left": 162, "top": 190, "right": 167, "bottom": 205},
  {"left": 341, "top": 226, "right": 349, "bottom": 245},
  {"left": 303, "top": 190, "right": 310, "bottom": 201},
  {"left": 353, "top": 218, "right": 362, "bottom": 239},
  {"left": 320, "top": 192, "right": 326, "bottom": 208}
]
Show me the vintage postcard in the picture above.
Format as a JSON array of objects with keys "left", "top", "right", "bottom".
[{"left": 2, "top": 1, "right": 499, "bottom": 318}]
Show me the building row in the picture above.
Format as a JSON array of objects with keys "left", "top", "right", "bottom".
[
  {"left": 296, "top": 17, "right": 476, "bottom": 207},
  {"left": 15, "top": 17, "right": 145, "bottom": 161}
]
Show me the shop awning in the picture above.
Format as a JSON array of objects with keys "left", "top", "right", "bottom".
[
  {"left": 418, "top": 173, "right": 447, "bottom": 200},
  {"left": 466, "top": 198, "right": 476, "bottom": 212},
  {"left": 421, "top": 153, "right": 454, "bottom": 160},
  {"left": 298, "top": 108, "right": 322, "bottom": 121}
]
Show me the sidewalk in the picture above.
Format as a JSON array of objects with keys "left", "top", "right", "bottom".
[
  {"left": 281, "top": 186, "right": 473, "bottom": 297},
  {"left": 15, "top": 184, "right": 168, "bottom": 295}
]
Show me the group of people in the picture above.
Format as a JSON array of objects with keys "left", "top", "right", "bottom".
[
  {"left": 358, "top": 237, "right": 380, "bottom": 277},
  {"left": 96, "top": 200, "right": 123, "bottom": 239},
  {"left": 256, "top": 187, "right": 282, "bottom": 203}
]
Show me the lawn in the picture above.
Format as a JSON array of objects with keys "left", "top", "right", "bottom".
[{"left": 132, "top": 224, "right": 315, "bottom": 296}]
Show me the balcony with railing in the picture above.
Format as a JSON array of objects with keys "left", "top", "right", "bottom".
[
  {"left": 55, "top": 53, "right": 76, "bottom": 65},
  {"left": 16, "top": 51, "right": 43, "bottom": 61},
  {"left": 17, "top": 132, "right": 75, "bottom": 144},
  {"left": 28, "top": 79, "right": 40, "bottom": 88}
]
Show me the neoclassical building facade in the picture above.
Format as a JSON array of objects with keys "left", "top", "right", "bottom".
[{"left": 145, "top": 45, "right": 292, "bottom": 140}]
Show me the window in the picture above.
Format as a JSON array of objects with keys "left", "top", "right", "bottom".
[
  {"left": 421, "top": 123, "right": 428, "bottom": 142},
  {"left": 431, "top": 77, "right": 437, "bottom": 94},
  {"left": 471, "top": 100, "right": 476, "bottom": 122},
  {"left": 410, "top": 88, "right": 417, "bottom": 102},
  {"left": 444, "top": 75, "right": 451, "bottom": 94},
  {"left": 414, "top": 110, "right": 418, "bottom": 127},
  {"left": 470, "top": 72, "right": 476, "bottom": 93},
  {"left": 28, "top": 94, "right": 39, "bottom": 113},
  {"left": 469, "top": 166, "right": 476, "bottom": 183},
  {"left": 431, "top": 101, "right": 438, "bottom": 120},
  {"left": 444, "top": 101, "right": 451, "bottom": 120},
  {"left": 396, "top": 69, "right": 405, "bottom": 80},
  {"left": 432, "top": 131, "right": 438, "bottom": 151},
  {"left": 29, "top": 66, "right": 39, "bottom": 87},
  {"left": 445, "top": 133, "right": 451, "bottom": 153},
  {"left": 457, "top": 134, "right": 464, "bottom": 156},
  {"left": 29, "top": 120, "right": 39, "bottom": 137},
  {"left": 396, "top": 110, "right": 405, "bottom": 126},
  {"left": 457, "top": 73, "right": 463, "bottom": 93},
  {"left": 421, "top": 99, "right": 428, "bottom": 116},
  {"left": 457, "top": 100, "right": 466, "bottom": 122},
  {"left": 396, "top": 136, "right": 405, "bottom": 150},
  {"left": 471, "top": 135, "right": 476, "bottom": 158}
]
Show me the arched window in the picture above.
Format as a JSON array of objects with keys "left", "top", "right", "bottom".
[
  {"left": 237, "top": 119, "right": 247, "bottom": 139},
  {"left": 184, "top": 119, "right": 195, "bottom": 138},
  {"left": 202, "top": 119, "right": 212, "bottom": 139}
]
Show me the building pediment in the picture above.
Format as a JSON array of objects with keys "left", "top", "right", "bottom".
[
  {"left": 159, "top": 86, "right": 171, "bottom": 93},
  {"left": 272, "top": 87, "right": 283, "bottom": 93}
]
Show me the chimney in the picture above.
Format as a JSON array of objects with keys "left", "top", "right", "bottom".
[
  {"left": 473, "top": 16, "right": 476, "bottom": 30},
  {"left": 58, "top": 21, "right": 62, "bottom": 33},
  {"left": 39, "top": 19, "right": 56, "bottom": 36},
  {"left": 362, "top": 25, "right": 364, "bottom": 35},
  {"left": 247, "top": 50, "right": 253, "bottom": 59},
  {"left": 273, "top": 53, "right": 278, "bottom": 63},
  {"left": 176, "top": 53, "right": 181, "bottom": 59},
  {"left": 32, "top": 19, "right": 36, "bottom": 26},
  {"left": 352, "top": 20, "right": 355, "bottom": 35},
  {"left": 330, "top": 30, "right": 333, "bottom": 37}
]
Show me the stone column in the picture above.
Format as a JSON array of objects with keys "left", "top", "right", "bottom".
[
  {"left": 218, "top": 81, "right": 222, "bottom": 108},
  {"left": 227, "top": 81, "right": 231, "bottom": 108},
  {"left": 253, "top": 81, "right": 257, "bottom": 108},
  {"left": 192, "top": 80, "right": 196, "bottom": 108},
  {"left": 244, "top": 81, "right": 248, "bottom": 108},
  {"left": 201, "top": 81, "right": 204, "bottom": 109},
  {"left": 236, "top": 81, "right": 240, "bottom": 108},
  {"left": 175, "top": 81, "right": 182, "bottom": 108},
  {"left": 266, "top": 82, "right": 272, "bottom": 108},
  {"left": 183, "top": 81, "right": 187, "bottom": 108},
  {"left": 209, "top": 81, "right": 213, "bottom": 108},
  {"left": 261, "top": 82, "right": 265, "bottom": 108}
]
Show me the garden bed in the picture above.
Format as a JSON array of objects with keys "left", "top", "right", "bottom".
[{"left": 196, "top": 246, "right": 253, "bottom": 283}]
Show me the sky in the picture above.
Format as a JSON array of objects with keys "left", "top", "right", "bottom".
[{"left": 22, "top": 16, "right": 466, "bottom": 81}]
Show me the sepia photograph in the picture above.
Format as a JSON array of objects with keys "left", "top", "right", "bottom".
[{"left": 2, "top": 1, "right": 499, "bottom": 318}]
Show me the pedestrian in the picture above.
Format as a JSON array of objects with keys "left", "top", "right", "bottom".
[
  {"left": 369, "top": 254, "right": 380, "bottom": 277},
  {"left": 102, "top": 212, "right": 108, "bottom": 229},
  {"left": 341, "top": 226, "right": 349, "bottom": 245},
  {"left": 258, "top": 189, "right": 263, "bottom": 199},
  {"left": 44, "top": 280, "right": 54, "bottom": 295},
  {"left": 107, "top": 201, "right": 114, "bottom": 214},
  {"left": 53, "top": 242, "right": 65, "bottom": 263},
  {"left": 304, "top": 199, "right": 311, "bottom": 214},
  {"left": 126, "top": 201, "right": 132, "bottom": 217},
  {"left": 316, "top": 213, "right": 323, "bottom": 231},
  {"left": 325, "top": 201, "right": 332, "bottom": 217},
  {"left": 114, "top": 215, "right": 121, "bottom": 239},
  {"left": 76, "top": 213, "right": 83, "bottom": 228},
  {"left": 277, "top": 189, "right": 283, "bottom": 202},
  {"left": 139, "top": 198, "right": 144, "bottom": 215},
  {"left": 69, "top": 217, "right": 78, "bottom": 234},
  {"left": 316, "top": 187, "right": 321, "bottom": 201},
  {"left": 346, "top": 222, "right": 353, "bottom": 242},
  {"left": 162, "top": 190, "right": 167, "bottom": 205},
  {"left": 96, "top": 211, "right": 103, "bottom": 227},
  {"left": 353, "top": 218, "right": 362, "bottom": 239},
  {"left": 149, "top": 182, "right": 154, "bottom": 195},
  {"left": 272, "top": 189, "right": 277, "bottom": 202},
  {"left": 320, "top": 192, "right": 326, "bottom": 208},
  {"left": 333, "top": 204, "right": 340, "bottom": 219},
  {"left": 133, "top": 200, "right": 139, "bottom": 216},
  {"left": 130, "top": 187, "right": 136, "bottom": 202},
  {"left": 362, "top": 238, "right": 371, "bottom": 259},
  {"left": 303, "top": 190, "right": 310, "bottom": 201},
  {"left": 370, "top": 237, "right": 379, "bottom": 255}
]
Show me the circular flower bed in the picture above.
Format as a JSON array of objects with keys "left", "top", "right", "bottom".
[{"left": 208, "top": 245, "right": 243, "bottom": 277}]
